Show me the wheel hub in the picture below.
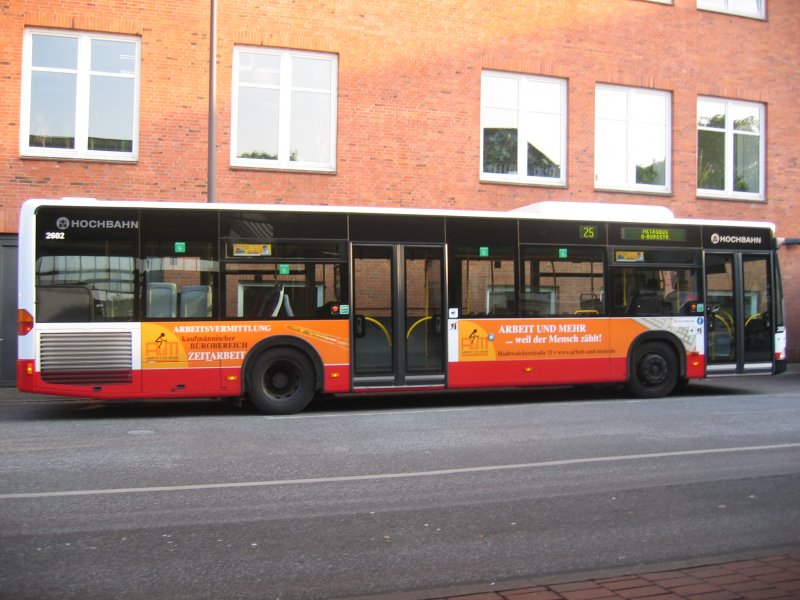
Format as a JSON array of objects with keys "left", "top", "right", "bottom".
[
  {"left": 640, "top": 353, "right": 667, "bottom": 386},
  {"left": 271, "top": 371, "right": 290, "bottom": 389}
]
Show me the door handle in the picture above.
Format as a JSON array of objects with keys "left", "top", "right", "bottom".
[{"left": 355, "top": 315, "right": 365, "bottom": 338}]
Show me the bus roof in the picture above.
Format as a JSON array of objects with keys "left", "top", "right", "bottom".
[{"left": 22, "top": 197, "right": 776, "bottom": 232}]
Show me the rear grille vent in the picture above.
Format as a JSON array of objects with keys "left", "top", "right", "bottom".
[{"left": 40, "top": 331, "right": 133, "bottom": 385}]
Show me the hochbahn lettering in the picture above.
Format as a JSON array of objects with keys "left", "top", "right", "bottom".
[{"left": 56, "top": 217, "right": 139, "bottom": 230}]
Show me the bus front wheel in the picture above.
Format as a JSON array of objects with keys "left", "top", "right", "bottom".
[
  {"left": 248, "top": 348, "right": 316, "bottom": 415},
  {"left": 627, "top": 342, "right": 678, "bottom": 398}
]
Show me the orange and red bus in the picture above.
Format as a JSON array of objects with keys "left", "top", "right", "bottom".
[{"left": 18, "top": 198, "right": 786, "bottom": 413}]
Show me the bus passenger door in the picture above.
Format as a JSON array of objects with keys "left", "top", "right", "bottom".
[
  {"left": 705, "top": 253, "right": 774, "bottom": 375},
  {"left": 352, "top": 245, "right": 445, "bottom": 389}
]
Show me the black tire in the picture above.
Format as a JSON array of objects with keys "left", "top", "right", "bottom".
[
  {"left": 247, "top": 348, "right": 316, "bottom": 415},
  {"left": 627, "top": 341, "right": 678, "bottom": 398}
]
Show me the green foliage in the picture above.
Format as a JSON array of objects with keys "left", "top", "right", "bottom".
[
  {"left": 239, "top": 151, "right": 278, "bottom": 160},
  {"left": 483, "top": 128, "right": 517, "bottom": 174},
  {"left": 636, "top": 160, "right": 665, "bottom": 186}
]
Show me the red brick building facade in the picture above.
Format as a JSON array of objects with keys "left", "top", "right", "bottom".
[{"left": 1, "top": 0, "right": 799, "bottom": 364}]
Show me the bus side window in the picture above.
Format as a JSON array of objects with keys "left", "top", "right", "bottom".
[
  {"left": 611, "top": 268, "right": 699, "bottom": 316},
  {"left": 458, "top": 258, "right": 516, "bottom": 317},
  {"left": 224, "top": 262, "right": 347, "bottom": 320},
  {"left": 37, "top": 284, "right": 97, "bottom": 322},
  {"left": 141, "top": 210, "right": 219, "bottom": 320},
  {"left": 35, "top": 253, "right": 137, "bottom": 322},
  {"left": 143, "top": 255, "right": 218, "bottom": 320},
  {"left": 447, "top": 217, "right": 517, "bottom": 318},
  {"left": 522, "top": 246, "right": 605, "bottom": 317},
  {"left": 664, "top": 270, "right": 699, "bottom": 314}
]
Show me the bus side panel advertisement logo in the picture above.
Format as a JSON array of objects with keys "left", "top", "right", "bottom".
[{"left": 142, "top": 321, "right": 350, "bottom": 368}]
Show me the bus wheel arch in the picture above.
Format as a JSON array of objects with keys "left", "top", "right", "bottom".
[
  {"left": 627, "top": 333, "right": 684, "bottom": 398},
  {"left": 243, "top": 337, "right": 323, "bottom": 415}
]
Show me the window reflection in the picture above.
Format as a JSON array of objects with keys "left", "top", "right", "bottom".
[
  {"left": 24, "top": 30, "right": 139, "bottom": 158},
  {"left": 89, "top": 76, "right": 135, "bottom": 152},
  {"left": 29, "top": 72, "right": 77, "bottom": 148},
  {"left": 32, "top": 34, "right": 77, "bottom": 69},
  {"left": 232, "top": 47, "right": 337, "bottom": 170},
  {"left": 697, "top": 97, "right": 763, "bottom": 198},
  {"left": 481, "top": 71, "right": 566, "bottom": 184},
  {"left": 595, "top": 85, "right": 670, "bottom": 192}
]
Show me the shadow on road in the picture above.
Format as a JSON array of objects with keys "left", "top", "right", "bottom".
[{"left": 0, "top": 374, "right": 778, "bottom": 421}]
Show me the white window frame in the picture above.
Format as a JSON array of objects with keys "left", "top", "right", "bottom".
[
  {"left": 231, "top": 46, "right": 337, "bottom": 173},
  {"left": 480, "top": 71, "right": 567, "bottom": 187},
  {"left": 20, "top": 28, "right": 140, "bottom": 162},
  {"left": 594, "top": 85, "right": 672, "bottom": 194},
  {"left": 697, "top": 0, "right": 765, "bottom": 19},
  {"left": 697, "top": 97, "right": 765, "bottom": 201}
]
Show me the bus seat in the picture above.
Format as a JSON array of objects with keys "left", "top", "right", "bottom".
[
  {"left": 147, "top": 282, "right": 177, "bottom": 318},
  {"left": 180, "top": 285, "right": 212, "bottom": 318},
  {"left": 267, "top": 286, "right": 295, "bottom": 318},
  {"left": 242, "top": 286, "right": 277, "bottom": 319},
  {"left": 280, "top": 293, "right": 295, "bottom": 317}
]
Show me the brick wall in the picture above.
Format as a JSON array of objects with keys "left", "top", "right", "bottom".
[{"left": 2, "top": 0, "right": 799, "bottom": 357}]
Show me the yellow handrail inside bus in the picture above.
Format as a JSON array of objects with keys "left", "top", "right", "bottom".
[
  {"left": 365, "top": 316, "right": 392, "bottom": 347},
  {"left": 715, "top": 310, "right": 734, "bottom": 331},
  {"left": 745, "top": 312, "right": 763, "bottom": 326},
  {"left": 406, "top": 315, "right": 431, "bottom": 338},
  {"left": 710, "top": 312, "right": 734, "bottom": 361}
]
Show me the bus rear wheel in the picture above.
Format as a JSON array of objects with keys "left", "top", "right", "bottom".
[
  {"left": 248, "top": 348, "right": 316, "bottom": 415},
  {"left": 627, "top": 341, "right": 678, "bottom": 398}
]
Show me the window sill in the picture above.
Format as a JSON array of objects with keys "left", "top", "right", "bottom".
[
  {"left": 230, "top": 162, "right": 336, "bottom": 175},
  {"left": 595, "top": 185, "right": 672, "bottom": 196},
  {"left": 697, "top": 191, "right": 766, "bottom": 202},
  {"left": 480, "top": 176, "right": 567, "bottom": 189},
  {"left": 20, "top": 152, "right": 138, "bottom": 164},
  {"left": 697, "top": 7, "right": 766, "bottom": 21}
]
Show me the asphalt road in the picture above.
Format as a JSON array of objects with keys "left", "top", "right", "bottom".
[{"left": 0, "top": 373, "right": 799, "bottom": 599}]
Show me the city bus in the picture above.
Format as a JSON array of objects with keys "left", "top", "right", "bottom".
[{"left": 17, "top": 198, "right": 787, "bottom": 414}]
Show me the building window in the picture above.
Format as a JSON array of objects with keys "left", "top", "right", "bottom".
[
  {"left": 480, "top": 71, "right": 567, "bottom": 186},
  {"left": 697, "top": 97, "right": 765, "bottom": 201},
  {"left": 595, "top": 85, "right": 672, "bottom": 194},
  {"left": 697, "top": 0, "right": 765, "bottom": 19},
  {"left": 231, "top": 47, "right": 337, "bottom": 172},
  {"left": 20, "top": 29, "right": 140, "bottom": 161}
]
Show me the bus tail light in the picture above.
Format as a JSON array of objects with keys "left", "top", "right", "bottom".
[
  {"left": 17, "top": 360, "right": 35, "bottom": 390},
  {"left": 18, "top": 309, "right": 34, "bottom": 336}
]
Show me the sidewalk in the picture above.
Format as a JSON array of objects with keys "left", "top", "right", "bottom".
[{"left": 433, "top": 551, "right": 800, "bottom": 600}]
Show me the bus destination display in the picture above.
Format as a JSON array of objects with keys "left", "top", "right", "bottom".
[{"left": 621, "top": 226, "right": 688, "bottom": 242}]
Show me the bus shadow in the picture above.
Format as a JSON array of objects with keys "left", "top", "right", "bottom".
[
  {"left": 307, "top": 380, "right": 757, "bottom": 413},
  {"left": 1, "top": 380, "right": 760, "bottom": 421}
]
